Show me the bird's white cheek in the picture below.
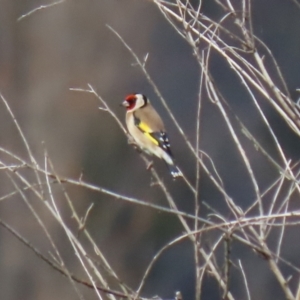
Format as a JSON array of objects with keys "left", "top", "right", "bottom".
[{"left": 135, "top": 97, "right": 145, "bottom": 108}]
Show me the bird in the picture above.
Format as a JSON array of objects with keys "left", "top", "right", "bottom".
[{"left": 122, "top": 93, "right": 182, "bottom": 179}]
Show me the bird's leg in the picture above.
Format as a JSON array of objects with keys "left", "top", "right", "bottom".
[
  {"left": 127, "top": 134, "right": 135, "bottom": 145},
  {"left": 146, "top": 161, "right": 153, "bottom": 170},
  {"left": 127, "top": 135, "right": 142, "bottom": 153}
]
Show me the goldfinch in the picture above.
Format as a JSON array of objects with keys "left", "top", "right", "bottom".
[{"left": 122, "top": 93, "right": 182, "bottom": 178}]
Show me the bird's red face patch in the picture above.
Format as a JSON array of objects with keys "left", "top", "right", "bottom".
[{"left": 122, "top": 94, "right": 137, "bottom": 110}]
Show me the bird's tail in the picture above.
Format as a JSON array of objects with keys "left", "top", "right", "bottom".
[
  {"left": 167, "top": 163, "right": 182, "bottom": 179},
  {"left": 160, "top": 151, "right": 182, "bottom": 179}
]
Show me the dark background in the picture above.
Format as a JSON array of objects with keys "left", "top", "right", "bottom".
[{"left": 0, "top": 0, "right": 300, "bottom": 299}]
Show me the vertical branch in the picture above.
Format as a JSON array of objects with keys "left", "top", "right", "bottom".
[{"left": 194, "top": 56, "right": 204, "bottom": 300}]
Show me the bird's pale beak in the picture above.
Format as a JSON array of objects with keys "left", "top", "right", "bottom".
[{"left": 121, "top": 100, "right": 129, "bottom": 107}]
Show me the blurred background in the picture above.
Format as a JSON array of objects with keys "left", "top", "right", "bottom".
[{"left": 0, "top": 0, "right": 300, "bottom": 299}]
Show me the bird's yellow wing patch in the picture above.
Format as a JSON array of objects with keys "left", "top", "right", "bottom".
[
  {"left": 144, "top": 132, "right": 159, "bottom": 145},
  {"left": 137, "top": 121, "right": 159, "bottom": 146},
  {"left": 137, "top": 121, "right": 152, "bottom": 133}
]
